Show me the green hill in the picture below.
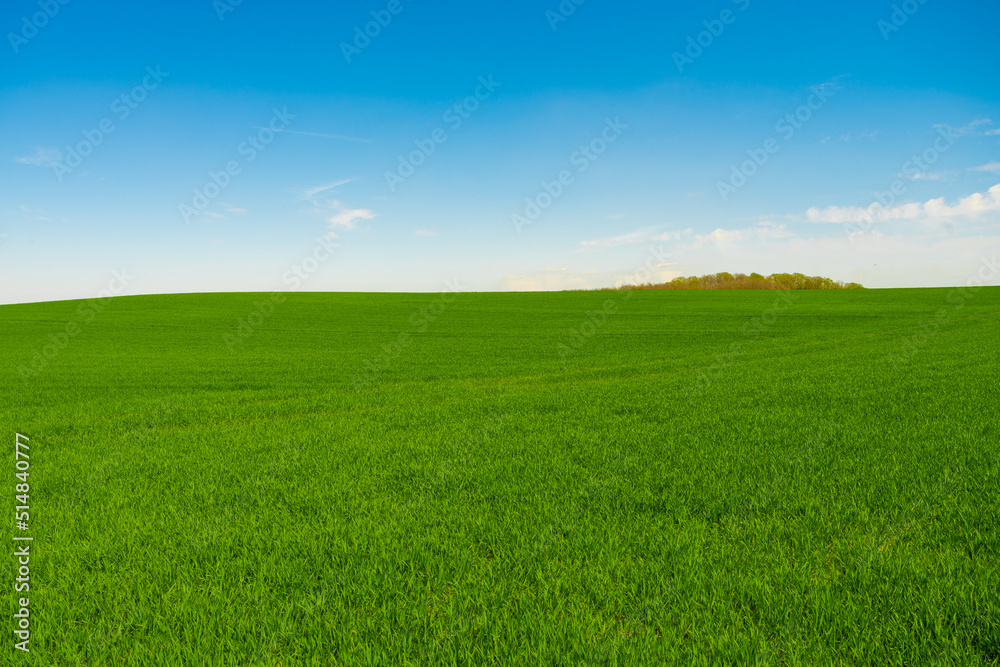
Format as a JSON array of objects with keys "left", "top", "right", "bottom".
[{"left": 2, "top": 288, "right": 998, "bottom": 665}]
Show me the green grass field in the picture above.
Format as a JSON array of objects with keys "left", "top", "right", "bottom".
[{"left": 2, "top": 287, "right": 998, "bottom": 666}]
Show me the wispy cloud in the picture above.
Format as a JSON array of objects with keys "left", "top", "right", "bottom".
[
  {"left": 576, "top": 227, "right": 693, "bottom": 252},
  {"left": 219, "top": 202, "right": 247, "bottom": 214},
  {"left": 327, "top": 200, "right": 376, "bottom": 230},
  {"left": 806, "top": 183, "right": 1000, "bottom": 223},
  {"left": 15, "top": 147, "right": 62, "bottom": 167},
  {"left": 901, "top": 171, "right": 944, "bottom": 181},
  {"left": 970, "top": 162, "right": 1000, "bottom": 174},
  {"left": 814, "top": 75, "right": 847, "bottom": 97},
  {"left": 296, "top": 179, "right": 353, "bottom": 201},
  {"left": 18, "top": 204, "right": 50, "bottom": 221},
  {"left": 253, "top": 127, "right": 370, "bottom": 143},
  {"left": 827, "top": 130, "right": 880, "bottom": 144},
  {"left": 414, "top": 229, "right": 437, "bottom": 236},
  {"left": 935, "top": 117, "right": 993, "bottom": 137},
  {"left": 692, "top": 225, "right": 796, "bottom": 244}
]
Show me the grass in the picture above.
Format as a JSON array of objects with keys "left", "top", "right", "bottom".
[{"left": 2, "top": 287, "right": 998, "bottom": 665}]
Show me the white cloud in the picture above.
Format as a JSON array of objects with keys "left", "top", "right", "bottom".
[
  {"left": 414, "top": 229, "right": 437, "bottom": 236},
  {"left": 901, "top": 171, "right": 944, "bottom": 181},
  {"left": 806, "top": 184, "right": 1000, "bottom": 224},
  {"left": 577, "top": 227, "right": 693, "bottom": 252},
  {"left": 924, "top": 185, "right": 1000, "bottom": 217},
  {"left": 219, "top": 202, "right": 247, "bottom": 214},
  {"left": 693, "top": 225, "right": 796, "bottom": 244},
  {"left": 15, "top": 147, "right": 62, "bottom": 167},
  {"left": 970, "top": 162, "right": 1000, "bottom": 174},
  {"left": 985, "top": 129, "right": 1000, "bottom": 136},
  {"left": 327, "top": 200, "right": 376, "bottom": 230},
  {"left": 936, "top": 118, "right": 993, "bottom": 137},
  {"left": 594, "top": 223, "right": 1000, "bottom": 289},
  {"left": 18, "top": 205, "right": 49, "bottom": 221}
]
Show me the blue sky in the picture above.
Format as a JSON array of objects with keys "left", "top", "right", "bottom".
[{"left": 2, "top": 0, "right": 998, "bottom": 303}]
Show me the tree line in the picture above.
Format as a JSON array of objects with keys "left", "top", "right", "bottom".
[{"left": 602, "top": 272, "right": 864, "bottom": 291}]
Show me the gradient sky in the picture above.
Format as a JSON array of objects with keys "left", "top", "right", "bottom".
[{"left": 2, "top": 0, "right": 998, "bottom": 304}]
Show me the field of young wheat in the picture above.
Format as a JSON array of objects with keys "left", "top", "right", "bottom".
[{"left": 2, "top": 287, "right": 998, "bottom": 665}]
